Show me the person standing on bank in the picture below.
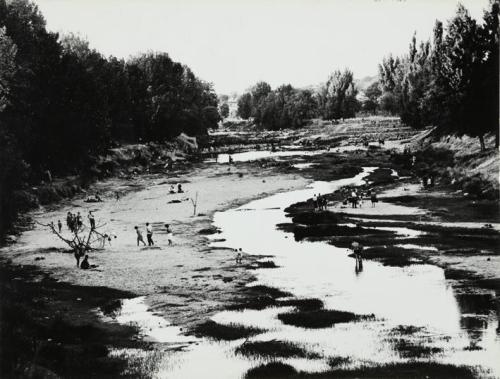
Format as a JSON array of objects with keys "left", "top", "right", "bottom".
[
  {"left": 165, "top": 224, "right": 173, "bottom": 245},
  {"left": 135, "top": 226, "right": 146, "bottom": 246},
  {"left": 146, "top": 222, "right": 154, "bottom": 246},
  {"left": 88, "top": 211, "right": 96, "bottom": 230}
]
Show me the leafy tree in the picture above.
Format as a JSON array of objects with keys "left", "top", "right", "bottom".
[
  {"left": 319, "top": 69, "right": 359, "bottom": 120},
  {"left": 237, "top": 92, "right": 253, "bottom": 119},
  {"left": 219, "top": 102, "right": 229, "bottom": 118},
  {"left": 363, "top": 81, "right": 381, "bottom": 113}
]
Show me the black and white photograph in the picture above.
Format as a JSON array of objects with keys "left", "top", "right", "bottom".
[{"left": 0, "top": 0, "right": 499, "bottom": 377}]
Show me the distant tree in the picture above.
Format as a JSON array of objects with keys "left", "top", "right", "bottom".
[
  {"left": 319, "top": 69, "right": 359, "bottom": 120},
  {"left": 219, "top": 102, "right": 229, "bottom": 118},
  {"left": 237, "top": 92, "right": 253, "bottom": 119},
  {"left": 363, "top": 81, "right": 381, "bottom": 112}
]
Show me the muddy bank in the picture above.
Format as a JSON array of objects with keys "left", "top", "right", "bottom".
[{"left": 0, "top": 261, "right": 139, "bottom": 378}]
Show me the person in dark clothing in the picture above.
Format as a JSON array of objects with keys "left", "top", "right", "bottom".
[
  {"left": 80, "top": 255, "right": 90, "bottom": 269},
  {"left": 57, "top": 220, "right": 62, "bottom": 233},
  {"left": 177, "top": 184, "right": 183, "bottom": 193}
]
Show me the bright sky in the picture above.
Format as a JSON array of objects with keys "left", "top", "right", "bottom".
[{"left": 34, "top": 0, "right": 490, "bottom": 94}]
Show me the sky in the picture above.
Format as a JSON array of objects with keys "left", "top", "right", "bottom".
[{"left": 34, "top": 0, "right": 490, "bottom": 94}]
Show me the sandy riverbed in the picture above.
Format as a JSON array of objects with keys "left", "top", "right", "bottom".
[{"left": 1, "top": 162, "right": 309, "bottom": 328}]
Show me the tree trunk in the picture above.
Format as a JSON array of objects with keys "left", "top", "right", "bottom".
[
  {"left": 479, "top": 134, "right": 486, "bottom": 151},
  {"left": 496, "top": 128, "right": 499, "bottom": 149}
]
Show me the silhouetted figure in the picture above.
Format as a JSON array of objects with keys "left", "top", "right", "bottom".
[
  {"left": 146, "top": 222, "right": 154, "bottom": 246},
  {"left": 80, "top": 255, "right": 90, "bottom": 270}
]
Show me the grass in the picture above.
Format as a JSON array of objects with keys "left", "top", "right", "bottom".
[
  {"left": 244, "top": 362, "right": 477, "bottom": 378},
  {"left": 292, "top": 224, "right": 394, "bottom": 241},
  {"left": 277, "top": 309, "right": 374, "bottom": 329},
  {"left": 229, "top": 285, "right": 292, "bottom": 310},
  {"left": 235, "top": 340, "right": 320, "bottom": 359},
  {"left": 277, "top": 298, "right": 324, "bottom": 311},
  {"left": 390, "top": 338, "right": 444, "bottom": 359},
  {"left": 291, "top": 211, "right": 344, "bottom": 225},
  {"left": 190, "top": 320, "right": 264, "bottom": 341},
  {"left": 244, "top": 362, "right": 298, "bottom": 378}
]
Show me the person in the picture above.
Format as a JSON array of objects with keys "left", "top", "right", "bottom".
[
  {"left": 228, "top": 155, "right": 234, "bottom": 164},
  {"left": 88, "top": 211, "right": 96, "bottom": 230},
  {"left": 80, "top": 255, "right": 90, "bottom": 270},
  {"left": 371, "top": 192, "right": 378, "bottom": 207},
  {"left": 169, "top": 185, "right": 176, "bottom": 194},
  {"left": 165, "top": 224, "right": 173, "bottom": 245},
  {"left": 115, "top": 191, "right": 121, "bottom": 201},
  {"left": 177, "top": 183, "right": 183, "bottom": 193},
  {"left": 351, "top": 241, "right": 363, "bottom": 263},
  {"left": 57, "top": 220, "right": 62, "bottom": 233},
  {"left": 66, "top": 212, "right": 73, "bottom": 232},
  {"left": 76, "top": 212, "right": 83, "bottom": 230},
  {"left": 146, "top": 222, "right": 154, "bottom": 246},
  {"left": 135, "top": 226, "right": 146, "bottom": 246},
  {"left": 95, "top": 193, "right": 102, "bottom": 202},
  {"left": 350, "top": 190, "right": 358, "bottom": 208},
  {"left": 313, "top": 194, "right": 318, "bottom": 210},
  {"left": 236, "top": 248, "right": 243, "bottom": 264}
]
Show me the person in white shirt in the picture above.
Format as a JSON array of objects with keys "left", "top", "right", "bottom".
[{"left": 146, "top": 223, "right": 154, "bottom": 246}]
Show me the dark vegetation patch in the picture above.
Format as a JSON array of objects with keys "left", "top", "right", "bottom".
[
  {"left": 244, "top": 362, "right": 298, "bottom": 379},
  {"left": 277, "top": 298, "right": 324, "bottom": 311},
  {"left": 291, "top": 211, "right": 344, "bottom": 225},
  {"left": 361, "top": 246, "right": 431, "bottom": 266},
  {"left": 382, "top": 196, "right": 500, "bottom": 223},
  {"left": 327, "top": 356, "right": 351, "bottom": 367},
  {"left": 198, "top": 226, "right": 221, "bottom": 235},
  {"left": 235, "top": 340, "right": 320, "bottom": 359},
  {"left": 389, "top": 325, "right": 426, "bottom": 335},
  {"left": 292, "top": 224, "right": 395, "bottom": 241},
  {"left": 390, "top": 338, "right": 443, "bottom": 358},
  {"left": 277, "top": 309, "right": 374, "bottom": 329},
  {"left": 190, "top": 320, "right": 264, "bottom": 341},
  {"left": 0, "top": 263, "right": 138, "bottom": 379},
  {"left": 244, "top": 362, "right": 476, "bottom": 378},
  {"left": 228, "top": 285, "right": 293, "bottom": 310},
  {"left": 353, "top": 220, "right": 500, "bottom": 236},
  {"left": 454, "top": 293, "right": 495, "bottom": 315},
  {"left": 364, "top": 168, "right": 395, "bottom": 186}
]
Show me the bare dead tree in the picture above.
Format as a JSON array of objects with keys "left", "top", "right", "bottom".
[
  {"left": 37, "top": 219, "right": 108, "bottom": 267},
  {"left": 190, "top": 191, "right": 199, "bottom": 216}
]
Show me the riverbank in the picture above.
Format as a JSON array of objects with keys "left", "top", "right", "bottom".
[
  {"left": 0, "top": 159, "right": 309, "bottom": 377},
  {"left": 1, "top": 132, "right": 498, "bottom": 378}
]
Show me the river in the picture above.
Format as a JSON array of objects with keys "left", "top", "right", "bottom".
[{"left": 113, "top": 167, "right": 500, "bottom": 378}]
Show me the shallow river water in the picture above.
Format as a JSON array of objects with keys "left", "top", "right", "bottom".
[{"left": 115, "top": 168, "right": 500, "bottom": 378}]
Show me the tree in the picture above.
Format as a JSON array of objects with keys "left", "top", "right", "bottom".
[
  {"left": 0, "top": 27, "right": 17, "bottom": 112},
  {"left": 237, "top": 92, "right": 253, "bottom": 119},
  {"left": 363, "top": 81, "right": 381, "bottom": 113},
  {"left": 219, "top": 102, "right": 229, "bottom": 118},
  {"left": 319, "top": 69, "right": 359, "bottom": 120}
]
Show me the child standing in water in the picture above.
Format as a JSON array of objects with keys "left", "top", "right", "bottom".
[{"left": 135, "top": 226, "right": 146, "bottom": 246}]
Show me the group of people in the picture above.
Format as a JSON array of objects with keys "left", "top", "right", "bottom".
[
  {"left": 169, "top": 183, "right": 184, "bottom": 194},
  {"left": 312, "top": 193, "right": 328, "bottom": 211},
  {"left": 64, "top": 210, "right": 96, "bottom": 233},
  {"left": 341, "top": 188, "right": 378, "bottom": 208},
  {"left": 135, "top": 223, "right": 173, "bottom": 247}
]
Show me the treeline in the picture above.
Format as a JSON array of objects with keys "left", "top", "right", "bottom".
[
  {"left": 237, "top": 3, "right": 498, "bottom": 149},
  {"left": 375, "top": 2, "right": 499, "bottom": 149},
  {"left": 237, "top": 70, "right": 359, "bottom": 130},
  {"left": 0, "top": 0, "right": 219, "bottom": 234}
]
